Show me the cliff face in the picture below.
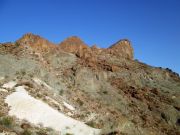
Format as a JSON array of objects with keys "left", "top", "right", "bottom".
[
  {"left": 16, "top": 33, "right": 56, "bottom": 52},
  {"left": 59, "top": 37, "right": 134, "bottom": 60},
  {"left": 0, "top": 33, "right": 180, "bottom": 135},
  {"left": 59, "top": 36, "right": 89, "bottom": 53},
  {"left": 109, "top": 39, "right": 134, "bottom": 60}
]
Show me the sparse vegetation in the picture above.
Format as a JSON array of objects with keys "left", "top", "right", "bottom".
[
  {"left": 21, "top": 70, "right": 26, "bottom": 76},
  {"left": 77, "top": 98, "right": 83, "bottom": 106},
  {"left": 65, "top": 126, "right": 70, "bottom": 129},
  {"left": 85, "top": 121, "right": 97, "bottom": 128},
  {"left": 59, "top": 90, "right": 64, "bottom": 95},
  {"left": 65, "top": 133, "right": 73, "bottom": 135},
  {"left": 4, "top": 75, "right": 9, "bottom": 79},
  {"left": 0, "top": 116, "right": 13, "bottom": 127},
  {"left": 28, "top": 73, "right": 34, "bottom": 78},
  {"left": 36, "top": 128, "right": 47, "bottom": 135},
  {"left": 102, "top": 91, "right": 108, "bottom": 94},
  {"left": 15, "top": 42, "right": 20, "bottom": 47},
  {"left": 22, "top": 129, "right": 32, "bottom": 135},
  {"left": 0, "top": 111, "right": 5, "bottom": 117},
  {"left": 36, "top": 93, "right": 42, "bottom": 98}
]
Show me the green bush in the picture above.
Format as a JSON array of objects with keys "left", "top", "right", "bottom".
[
  {"left": 59, "top": 90, "right": 64, "bottom": 95},
  {"left": 36, "top": 129, "right": 46, "bottom": 135},
  {"left": 85, "top": 121, "right": 97, "bottom": 128},
  {"left": 22, "top": 129, "right": 32, "bottom": 135},
  {"left": 102, "top": 91, "right": 108, "bottom": 94},
  {"left": 65, "top": 133, "right": 73, "bottom": 135},
  {"left": 0, "top": 116, "right": 13, "bottom": 127},
  {"left": 77, "top": 98, "right": 84, "bottom": 106},
  {"left": 21, "top": 69, "right": 26, "bottom": 76}
]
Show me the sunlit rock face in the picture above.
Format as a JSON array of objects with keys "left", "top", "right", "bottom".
[
  {"left": 109, "top": 39, "right": 134, "bottom": 60},
  {"left": 16, "top": 33, "right": 56, "bottom": 52},
  {"left": 59, "top": 36, "right": 89, "bottom": 55},
  {"left": 59, "top": 37, "right": 134, "bottom": 60}
]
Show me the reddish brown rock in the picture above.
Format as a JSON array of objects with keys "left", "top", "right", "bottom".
[
  {"left": 59, "top": 36, "right": 134, "bottom": 61},
  {"left": 111, "top": 65, "right": 119, "bottom": 72},
  {"left": 109, "top": 39, "right": 134, "bottom": 60},
  {"left": 59, "top": 36, "right": 89, "bottom": 56},
  {"left": 16, "top": 33, "right": 56, "bottom": 52}
]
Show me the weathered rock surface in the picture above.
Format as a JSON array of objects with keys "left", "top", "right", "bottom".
[
  {"left": 59, "top": 36, "right": 89, "bottom": 57},
  {"left": 17, "top": 33, "right": 56, "bottom": 53},
  {"left": 59, "top": 37, "right": 134, "bottom": 60},
  {"left": 109, "top": 39, "right": 134, "bottom": 60}
]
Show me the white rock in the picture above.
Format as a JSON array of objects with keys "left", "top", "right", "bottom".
[
  {"left": 0, "top": 76, "right": 5, "bottom": 81},
  {"left": 5, "top": 87, "right": 100, "bottom": 135},
  {"left": 33, "top": 78, "right": 52, "bottom": 90},
  {"left": 0, "top": 88, "right": 8, "bottom": 92},
  {"left": 85, "top": 113, "right": 97, "bottom": 122},
  {"left": 63, "top": 101, "right": 75, "bottom": 111},
  {"left": 45, "top": 96, "right": 60, "bottom": 106},
  {"left": 2, "top": 81, "right": 17, "bottom": 89},
  {"left": 67, "top": 112, "right": 74, "bottom": 116}
]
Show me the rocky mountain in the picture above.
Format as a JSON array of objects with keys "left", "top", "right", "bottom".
[
  {"left": 0, "top": 33, "right": 180, "bottom": 135},
  {"left": 16, "top": 33, "right": 56, "bottom": 52}
]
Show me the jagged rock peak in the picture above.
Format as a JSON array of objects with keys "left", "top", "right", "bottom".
[
  {"left": 16, "top": 33, "right": 56, "bottom": 52},
  {"left": 109, "top": 39, "right": 130, "bottom": 48},
  {"left": 59, "top": 36, "right": 89, "bottom": 53},
  {"left": 109, "top": 39, "right": 134, "bottom": 60},
  {"left": 59, "top": 36, "right": 88, "bottom": 47},
  {"left": 91, "top": 45, "right": 99, "bottom": 49},
  {"left": 17, "top": 33, "right": 42, "bottom": 43}
]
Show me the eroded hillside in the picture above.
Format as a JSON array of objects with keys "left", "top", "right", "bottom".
[{"left": 0, "top": 33, "right": 180, "bottom": 135}]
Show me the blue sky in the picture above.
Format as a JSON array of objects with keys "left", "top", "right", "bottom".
[{"left": 0, "top": 0, "right": 180, "bottom": 74}]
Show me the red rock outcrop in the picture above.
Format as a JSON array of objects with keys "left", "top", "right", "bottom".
[
  {"left": 16, "top": 33, "right": 56, "bottom": 52},
  {"left": 59, "top": 36, "right": 89, "bottom": 57},
  {"left": 59, "top": 37, "right": 134, "bottom": 60},
  {"left": 58, "top": 36, "right": 133, "bottom": 72},
  {"left": 109, "top": 39, "right": 134, "bottom": 60}
]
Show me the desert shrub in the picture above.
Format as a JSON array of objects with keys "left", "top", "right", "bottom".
[
  {"left": 65, "top": 133, "right": 73, "bottom": 135},
  {"left": 23, "top": 81, "right": 34, "bottom": 88},
  {"left": 134, "top": 59, "right": 139, "bottom": 62},
  {"left": 46, "top": 127, "right": 54, "bottom": 132},
  {"left": 21, "top": 69, "right": 26, "bottom": 76},
  {"left": 28, "top": 73, "right": 34, "bottom": 78},
  {"left": 0, "top": 112, "right": 4, "bottom": 117},
  {"left": 77, "top": 98, "right": 83, "bottom": 106},
  {"left": 85, "top": 121, "right": 97, "bottom": 128},
  {"left": 41, "top": 83, "right": 45, "bottom": 87},
  {"left": 15, "top": 42, "right": 20, "bottom": 47},
  {"left": 0, "top": 116, "right": 13, "bottom": 127},
  {"left": 4, "top": 75, "right": 9, "bottom": 79},
  {"left": 59, "top": 90, "right": 64, "bottom": 95},
  {"left": 36, "top": 129, "right": 47, "bottom": 135},
  {"left": 102, "top": 91, "right": 108, "bottom": 94},
  {"left": 22, "top": 129, "right": 32, "bottom": 135},
  {"left": 36, "top": 93, "right": 42, "bottom": 98},
  {"left": 16, "top": 69, "right": 26, "bottom": 76}
]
